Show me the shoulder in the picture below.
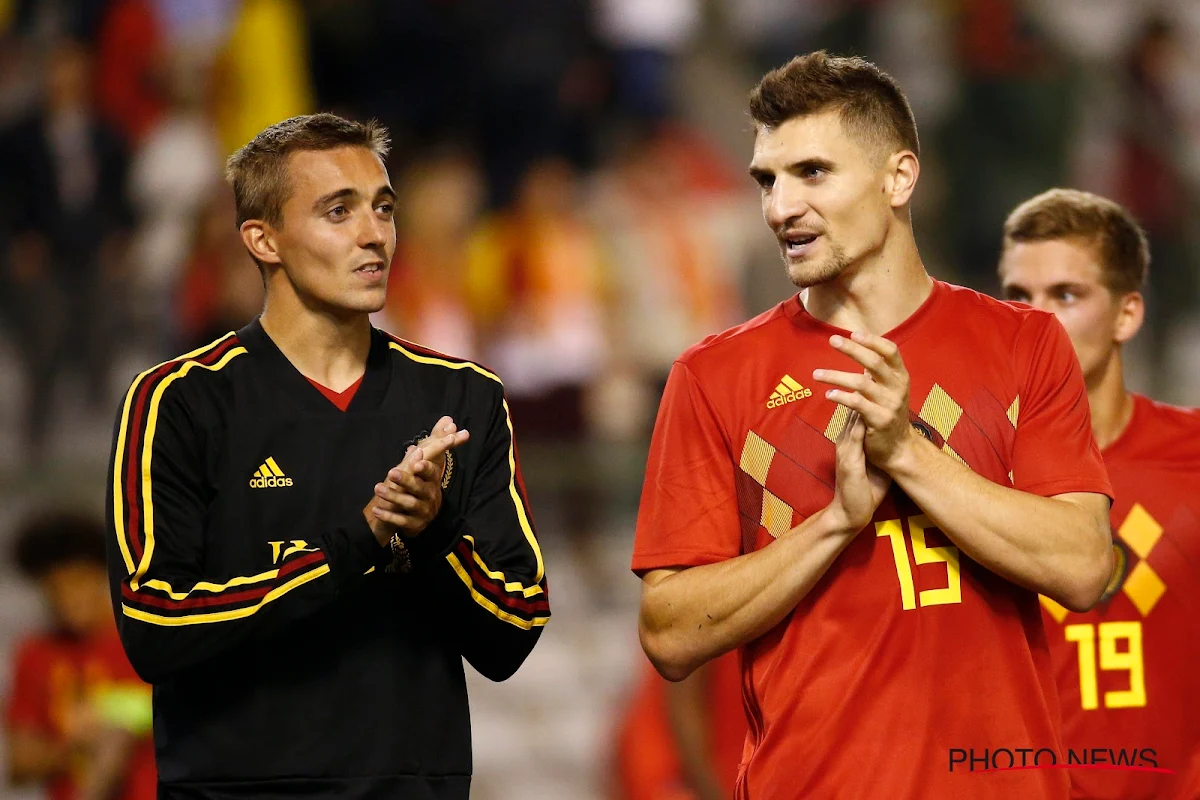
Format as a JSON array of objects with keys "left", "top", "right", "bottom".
[
  {"left": 939, "top": 281, "right": 1056, "bottom": 338},
  {"left": 117, "top": 333, "right": 246, "bottom": 418},
  {"left": 1118, "top": 395, "right": 1200, "bottom": 466},
  {"left": 379, "top": 330, "right": 505, "bottom": 397},
  {"left": 676, "top": 302, "right": 792, "bottom": 379}
]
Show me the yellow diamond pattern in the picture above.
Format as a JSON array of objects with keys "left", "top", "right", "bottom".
[
  {"left": 1007, "top": 396, "right": 1020, "bottom": 428},
  {"left": 739, "top": 431, "right": 776, "bottom": 486},
  {"left": 824, "top": 404, "right": 852, "bottom": 442},
  {"left": 1039, "top": 595, "right": 1068, "bottom": 624},
  {"left": 760, "top": 490, "right": 793, "bottom": 539},
  {"left": 918, "top": 384, "right": 963, "bottom": 440},
  {"left": 1124, "top": 561, "right": 1166, "bottom": 617},
  {"left": 1120, "top": 503, "right": 1163, "bottom": 560}
]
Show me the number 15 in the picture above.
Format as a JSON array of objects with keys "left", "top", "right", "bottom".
[{"left": 876, "top": 515, "right": 962, "bottom": 610}]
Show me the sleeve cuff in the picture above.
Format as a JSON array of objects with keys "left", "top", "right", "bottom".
[
  {"left": 406, "top": 505, "right": 466, "bottom": 564},
  {"left": 322, "top": 517, "right": 392, "bottom": 587}
]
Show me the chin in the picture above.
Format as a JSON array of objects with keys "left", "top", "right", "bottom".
[{"left": 786, "top": 258, "right": 846, "bottom": 289}]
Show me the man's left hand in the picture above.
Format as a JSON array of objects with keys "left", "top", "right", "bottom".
[{"left": 813, "top": 332, "right": 918, "bottom": 472}]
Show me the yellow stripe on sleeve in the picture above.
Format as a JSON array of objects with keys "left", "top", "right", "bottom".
[{"left": 111, "top": 334, "right": 237, "bottom": 575}]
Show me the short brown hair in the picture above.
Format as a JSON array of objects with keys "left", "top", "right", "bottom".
[
  {"left": 749, "top": 51, "right": 919, "bottom": 159},
  {"left": 225, "top": 113, "right": 391, "bottom": 227},
  {"left": 1003, "top": 189, "right": 1149, "bottom": 294}
]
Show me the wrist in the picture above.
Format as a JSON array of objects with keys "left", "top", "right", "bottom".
[
  {"left": 879, "top": 426, "right": 925, "bottom": 476},
  {"left": 811, "top": 504, "right": 859, "bottom": 540}
]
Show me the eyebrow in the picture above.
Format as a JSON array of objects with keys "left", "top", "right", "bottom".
[
  {"left": 748, "top": 158, "right": 836, "bottom": 181},
  {"left": 312, "top": 185, "right": 397, "bottom": 212}
]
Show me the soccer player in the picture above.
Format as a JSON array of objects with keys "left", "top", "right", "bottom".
[
  {"left": 1000, "top": 188, "right": 1200, "bottom": 799},
  {"left": 105, "top": 113, "right": 549, "bottom": 799},
  {"left": 5, "top": 511, "right": 156, "bottom": 800},
  {"left": 631, "top": 52, "right": 1114, "bottom": 799}
]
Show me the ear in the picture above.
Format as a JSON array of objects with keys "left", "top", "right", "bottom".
[
  {"left": 1113, "top": 291, "right": 1145, "bottom": 345},
  {"left": 886, "top": 150, "right": 919, "bottom": 210},
  {"left": 240, "top": 220, "right": 283, "bottom": 267}
]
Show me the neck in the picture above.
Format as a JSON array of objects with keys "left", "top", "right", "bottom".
[
  {"left": 259, "top": 279, "right": 372, "bottom": 391},
  {"left": 802, "top": 226, "right": 932, "bottom": 334},
  {"left": 1087, "top": 348, "right": 1134, "bottom": 450}
]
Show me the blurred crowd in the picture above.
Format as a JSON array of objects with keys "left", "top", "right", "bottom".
[{"left": 2, "top": 0, "right": 1200, "bottom": 798}]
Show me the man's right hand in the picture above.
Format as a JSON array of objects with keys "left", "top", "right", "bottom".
[
  {"left": 827, "top": 410, "right": 892, "bottom": 534},
  {"left": 363, "top": 418, "right": 470, "bottom": 547}
]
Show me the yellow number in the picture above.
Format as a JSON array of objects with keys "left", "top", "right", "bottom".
[
  {"left": 1100, "top": 621, "right": 1146, "bottom": 708},
  {"left": 909, "top": 515, "right": 961, "bottom": 607},
  {"left": 1065, "top": 624, "right": 1099, "bottom": 709},
  {"left": 876, "top": 519, "right": 916, "bottom": 610},
  {"left": 1064, "top": 621, "right": 1146, "bottom": 710},
  {"left": 876, "top": 516, "right": 961, "bottom": 610}
]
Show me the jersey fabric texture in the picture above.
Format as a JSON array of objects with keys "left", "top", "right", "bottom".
[
  {"left": 105, "top": 319, "right": 549, "bottom": 800},
  {"left": 5, "top": 628, "right": 157, "bottom": 800},
  {"left": 1042, "top": 394, "right": 1200, "bottom": 799},
  {"left": 632, "top": 281, "right": 1111, "bottom": 800}
]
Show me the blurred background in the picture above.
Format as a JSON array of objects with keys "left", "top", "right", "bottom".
[{"left": 1, "top": 0, "right": 1200, "bottom": 798}]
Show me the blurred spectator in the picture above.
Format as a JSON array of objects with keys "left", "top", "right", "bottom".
[
  {"left": 375, "top": 149, "right": 485, "bottom": 359},
  {"left": 938, "top": 0, "right": 1074, "bottom": 290},
  {"left": 176, "top": 190, "right": 262, "bottom": 351},
  {"left": 1111, "top": 15, "right": 1198, "bottom": 394},
  {"left": 466, "top": 157, "right": 608, "bottom": 419},
  {"left": 128, "top": 51, "right": 222, "bottom": 344},
  {"left": 589, "top": 125, "right": 743, "bottom": 415},
  {"left": 612, "top": 652, "right": 744, "bottom": 800},
  {"left": 0, "top": 38, "right": 132, "bottom": 461},
  {"left": 213, "top": 0, "right": 312, "bottom": 153},
  {"left": 465, "top": 157, "right": 608, "bottom": 552},
  {"left": 95, "top": 0, "right": 167, "bottom": 145},
  {"left": 4, "top": 511, "right": 155, "bottom": 800},
  {"left": 594, "top": 0, "right": 699, "bottom": 123}
]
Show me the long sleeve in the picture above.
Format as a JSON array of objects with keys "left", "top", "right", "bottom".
[
  {"left": 406, "top": 382, "right": 550, "bottom": 681},
  {"left": 105, "top": 346, "right": 389, "bottom": 684}
]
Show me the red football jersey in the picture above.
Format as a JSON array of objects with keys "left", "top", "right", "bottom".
[
  {"left": 5, "top": 627, "right": 157, "bottom": 800},
  {"left": 1042, "top": 394, "right": 1200, "bottom": 799},
  {"left": 632, "top": 281, "right": 1111, "bottom": 799}
]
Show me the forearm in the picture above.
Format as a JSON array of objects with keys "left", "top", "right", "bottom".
[
  {"left": 113, "top": 516, "right": 388, "bottom": 683},
  {"left": 639, "top": 506, "right": 854, "bottom": 681},
  {"left": 887, "top": 433, "right": 1111, "bottom": 610},
  {"left": 666, "top": 666, "right": 724, "bottom": 800},
  {"left": 409, "top": 511, "right": 550, "bottom": 681}
]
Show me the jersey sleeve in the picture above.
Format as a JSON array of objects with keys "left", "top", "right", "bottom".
[
  {"left": 631, "top": 360, "right": 741, "bottom": 575},
  {"left": 1010, "top": 313, "right": 1112, "bottom": 499},
  {"left": 4, "top": 640, "right": 50, "bottom": 732},
  {"left": 107, "top": 361, "right": 390, "bottom": 684},
  {"left": 403, "top": 379, "right": 549, "bottom": 682}
]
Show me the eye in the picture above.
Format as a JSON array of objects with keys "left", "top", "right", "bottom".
[
  {"left": 1056, "top": 288, "right": 1078, "bottom": 303},
  {"left": 802, "top": 166, "right": 826, "bottom": 180},
  {"left": 751, "top": 173, "right": 774, "bottom": 191},
  {"left": 1003, "top": 288, "right": 1028, "bottom": 302},
  {"left": 327, "top": 205, "right": 348, "bottom": 221},
  {"left": 375, "top": 201, "right": 395, "bottom": 217}
]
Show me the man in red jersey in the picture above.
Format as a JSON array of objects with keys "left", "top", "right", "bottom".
[
  {"left": 1000, "top": 188, "right": 1200, "bottom": 799},
  {"left": 5, "top": 512, "right": 156, "bottom": 800},
  {"left": 631, "top": 51, "right": 1115, "bottom": 800}
]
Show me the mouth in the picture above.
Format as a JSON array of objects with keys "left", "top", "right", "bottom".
[
  {"left": 354, "top": 261, "right": 386, "bottom": 279},
  {"left": 780, "top": 231, "right": 820, "bottom": 259}
]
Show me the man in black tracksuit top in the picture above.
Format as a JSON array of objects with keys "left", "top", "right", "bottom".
[{"left": 105, "top": 114, "right": 549, "bottom": 799}]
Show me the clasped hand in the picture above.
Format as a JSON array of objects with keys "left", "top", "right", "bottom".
[{"left": 364, "top": 416, "right": 470, "bottom": 544}]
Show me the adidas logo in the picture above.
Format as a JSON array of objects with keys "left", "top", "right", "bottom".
[
  {"left": 249, "top": 457, "right": 294, "bottom": 488},
  {"left": 767, "top": 374, "right": 812, "bottom": 408}
]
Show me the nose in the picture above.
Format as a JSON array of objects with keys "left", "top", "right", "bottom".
[
  {"left": 764, "top": 175, "right": 810, "bottom": 231},
  {"left": 357, "top": 208, "right": 392, "bottom": 250}
]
